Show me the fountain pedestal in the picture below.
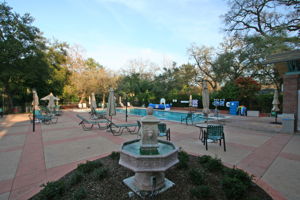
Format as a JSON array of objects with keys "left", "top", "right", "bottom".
[{"left": 119, "top": 107, "right": 178, "bottom": 196}]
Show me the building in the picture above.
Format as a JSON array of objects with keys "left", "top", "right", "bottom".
[{"left": 264, "top": 50, "right": 300, "bottom": 133}]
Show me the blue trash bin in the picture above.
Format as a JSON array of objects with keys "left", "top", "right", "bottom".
[{"left": 229, "top": 101, "right": 239, "bottom": 115}]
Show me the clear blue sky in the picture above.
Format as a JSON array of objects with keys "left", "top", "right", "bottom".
[{"left": 6, "top": 0, "right": 228, "bottom": 71}]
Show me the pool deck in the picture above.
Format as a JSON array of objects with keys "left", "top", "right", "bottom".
[{"left": 0, "top": 109, "right": 299, "bottom": 200}]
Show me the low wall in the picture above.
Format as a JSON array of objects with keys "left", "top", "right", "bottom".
[{"left": 247, "top": 110, "right": 260, "bottom": 117}]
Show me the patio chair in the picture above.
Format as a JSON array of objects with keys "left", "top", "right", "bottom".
[
  {"left": 158, "top": 123, "right": 171, "bottom": 141},
  {"left": 76, "top": 114, "right": 108, "bottom": 131},
  {"left": 203, "top": 125, "right": 226, "bottom": 151},
  {"left": 181, "top": 112, "right": 194, "bottom": 125},
  {"left": 107, "top": 119, "right": 140, "bottom": 136}
]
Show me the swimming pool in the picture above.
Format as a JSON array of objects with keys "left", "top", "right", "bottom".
[{"left": 116, "top": 108, "right": 211, "bottom": 123}]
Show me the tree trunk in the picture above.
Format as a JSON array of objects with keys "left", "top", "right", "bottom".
[
  {"left": 79, "top": 93, "right": 85, "bottom": 104},
  {"left": 4, "top": 86, "right": 14, "bottom": 113},
  {"left": 102, "top": 94, "right": 106, "bottom": 108}
]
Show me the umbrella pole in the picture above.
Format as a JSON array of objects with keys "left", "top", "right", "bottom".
[
  {"left": 126, "top": 96, "right": 128, "bottom": 122},
  {"left": 33, "top": 106, "right": 35, "bottom": 132}
]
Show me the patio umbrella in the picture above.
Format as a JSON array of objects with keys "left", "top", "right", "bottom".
[
  {"left": 272, "top": 90, "right": 280, "bottom": 124},
  {"left": 202, "top": 80, "right": 210, "bottom": 116},
  {"left": 119, "top": 96, "right": 124, "bottom": 107},
  {"left": 91, "top": 92, "right": 97, "bottom": 109},
  {"left": 32, "top": 90, "right": 40, "bottom": 110},
  {"left": 189, "top": 95, "right": 192, "bottom": 107},
  {"left": 41, "top": 93, "right": 59, "bottom": 112},
  {"left": 107, "top": 88, "right": 116, "bottom": 120}
]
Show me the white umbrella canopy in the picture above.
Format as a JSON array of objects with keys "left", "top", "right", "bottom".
[
  {"left": 32, "top": 90, "right": 40, "bottom": 110},
  {"left": 202, "top": 80, "right": 210, "bottom": 115},
  {"left": 41, "top": 93, "right": 59, "bottom": 111},
  {"left": 272, "top": 90, "right": 280, "bottom": 112},
  {"left": 91, "top": 93, "right": 97, "bottom": 109},
  {"left": 107, "top": 88, "right": 116, "bottom": 118}
]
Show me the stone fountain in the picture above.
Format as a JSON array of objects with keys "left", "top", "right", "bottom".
[{"left": 119, "top": 107, "right": 179, "bottom": 196}]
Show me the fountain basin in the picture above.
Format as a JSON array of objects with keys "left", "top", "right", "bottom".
[
  {"left": 119, "top": 139, "right": 178, "bottom": 192},
  {"left": 119, "top": 139, "right": 178, "bottom": 172}
]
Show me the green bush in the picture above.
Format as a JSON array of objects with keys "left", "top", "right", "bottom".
[
  {"left": 39, "top": 180, "right": 65, "bottom": 199},
  {"left": 77, "top": 160, "right": 103, "bottom": 174},
  {"left": 190, "top": 185, "right": 212, "bottom": 198},
  {"left": 177, "top": 151, "right": 189, "bottom": 169},
  {"left": 189, "top": 168, "right": 205, "bottom": 185},
  {"left": 72, "top": 187, "right": 87, "bottom": 200},
  {"left": 68, "top": 171, "right": 84, "bottom": 186},
  {"left": 224, "top": 167, "right": 252, "bottom": 187},
  {"left": 221, "top": 176, "right": 247, "bottom": 200},
  {"left": 202, "top": 157, "right": 223, "bottom": 172},
  {"left": 198, "top": 155, "right": 212, "bottom": 164},
  {"left": 92, "top": 168, "right": 109, "bottom": 181},
  {"left": 110, "top": 151, "right": 120, "bottom": 160}
]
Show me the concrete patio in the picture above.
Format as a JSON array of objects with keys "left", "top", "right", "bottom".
[{"left": 0, "top": 109, "right": 299, "bottom": 200}]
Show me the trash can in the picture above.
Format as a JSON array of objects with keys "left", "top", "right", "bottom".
[
  {"left": 229, "top": 101, "right": 239, "bottom": 115},
  {"left": 279, "top": 114, "right": 295, "bottom": 133}
]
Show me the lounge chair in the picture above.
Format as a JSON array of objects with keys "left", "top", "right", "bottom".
[
  {"left": 158, "top": 123, "right": 171, "bottom": 141},
  {"left": 90, "top": 107, "right": 106, "bottom": 119},
  {"left": 40, "top": 106, "right": 62, "bottom": 116},
  {"left": 107, "top": 119, "right": 140, "bottom": 136},
  {"left": 76, "top": 114, "right": 108, "bottom": 131},
  {"left": 29, "top": 110, "right": 58, "bottom": 124},
  {"left": 181, "top": 112, "right": 194, "bottom": 125},
  {"left": 203, "top": 125, "right": 226, "bottom": 151}
]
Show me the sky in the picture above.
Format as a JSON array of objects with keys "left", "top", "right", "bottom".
[{"left": 6, "top": 0, "right": 228, "bottom": 71}]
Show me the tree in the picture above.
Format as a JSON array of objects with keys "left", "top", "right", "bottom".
[
  {"left": 223, "top": 0, "right": 299, "bottom": 37},
  {"left": 222, "top": 0, "right": 300, "bottom": 89},
  {"left": 0, "top": 3, "right": 51, "bottom": 110},
  {"left": 44, "top": 41, "right": 70, "bottom": 96},
  {"left": 64, "top": 46, "right": 117, "bottom": 104},
  {"left": 187, "top": 45, "right": 219, "bottom": 90}
]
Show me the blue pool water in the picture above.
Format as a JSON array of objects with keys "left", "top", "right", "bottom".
[{"left": 116, "top": 108, "right": 210, "bottom": 123}]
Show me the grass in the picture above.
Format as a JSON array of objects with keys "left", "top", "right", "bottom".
[{"left": 30, "top": 153, "right": 272, "bottom": 200}]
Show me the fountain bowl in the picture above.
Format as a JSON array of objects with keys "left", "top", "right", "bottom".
[{"left": 119, "top": 139, "right": 178, "bottom": 193}]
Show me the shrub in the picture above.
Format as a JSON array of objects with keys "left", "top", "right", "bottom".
[
  {"left": 189, "top": 168, "right": 205, "bottom": 185},
  {"left": 177, "top": 151, "right": 189, "bottom": 169},
  {"left": 72, "top": 187, "right": 87, "bottom": 200},
  {"left": 39, "top": 180, "right": 65, "bottom": 199},
  {"left": 202, "top": 157, "right": 223, "bottom": 172},
  {"left": 224, "top": 167, "right": 252, "bottom": 187},
  {"left": 77, "top": 160, "right": 103, "bottom": 174},
  {"left": 110, "top": 151, "right": 120, "bottom": 160},
  {"left": 68, "top": 171, "right": 84, "bottom": 186},
  {"left": 190, "top": 185, "right": 212, "bottom": 198},
  {"left": 92, "top": 168, "right": 109, "bottom": 181},
  {"left": 198, "top": 155, "right": 212, "bottom": 164},
  {"left": 221, "top": 176, "right": 247, "bottom": 200}
]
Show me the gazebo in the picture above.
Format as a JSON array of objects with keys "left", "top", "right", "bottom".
[{"left": 264, "top": 50, "right": 300, "bottom": 133}]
